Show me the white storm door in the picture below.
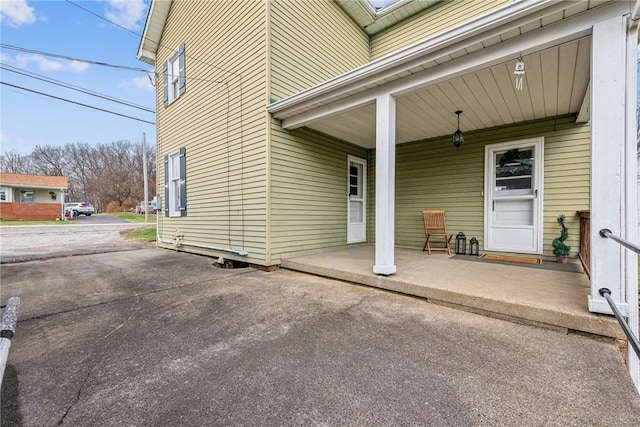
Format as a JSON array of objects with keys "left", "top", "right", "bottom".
[
  {"left": 347, "top": 156, "right": 367, "bottom": 244},
  {"left": 485, "top": 138, "right": 543, "bottom": 254}
]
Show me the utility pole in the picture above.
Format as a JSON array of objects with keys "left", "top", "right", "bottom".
[{"left": 142, "top": 132, "right": 149, "bottom": 223}]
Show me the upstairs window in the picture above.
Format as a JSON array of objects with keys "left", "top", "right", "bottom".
[
  {"left": 163, "top": 43, "right": 186, "bottom": 107},
  {"left": 164, "top": 148, "right": 187, "bottom": 217}
]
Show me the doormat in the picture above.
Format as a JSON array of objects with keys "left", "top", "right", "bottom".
[
  {"left": 451, "top": 254, "right": 583, "bottom": 273},
  {"left": 479, "top": 254, "right": 542, "bottom": 265}
]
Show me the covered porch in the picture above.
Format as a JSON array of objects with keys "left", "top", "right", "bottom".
[
  {"left": 282, "top": 245, "right": 623, "bottom": 339},
  {"left": 269, "top": 0, "right": 639, "bottom": 391}
]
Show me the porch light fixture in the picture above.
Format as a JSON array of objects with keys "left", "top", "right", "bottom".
[{"left": 453, "top": 110, "right": 464, "bottom": 150}]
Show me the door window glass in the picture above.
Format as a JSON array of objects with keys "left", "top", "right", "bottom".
[
  {"left": 494, "top": 148, "right": 533, "bottom": 192},
  {"left": 349, "top": 163, "right": 362, "bottom": 197}
]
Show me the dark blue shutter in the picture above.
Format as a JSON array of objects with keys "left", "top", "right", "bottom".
[
  {"left": 178, "top": 43, "right": 186, "bottom": 96},
  {"left": 163, "top": 155, "right": 169, "bottom": 217},
  {"left": 162, "top": 61, "right": 169, "bottom": 107},
  {"left": 179, "top": 147, "right": 187, "bottom": 216}
]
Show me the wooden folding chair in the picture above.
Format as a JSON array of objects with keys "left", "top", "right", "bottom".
[{"left": 422, "top": 210, "right": 452, "bottom": 255}]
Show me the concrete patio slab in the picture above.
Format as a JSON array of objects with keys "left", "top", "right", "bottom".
[
  {"left": 281, "top": 245, "right": 623, "bottom": 339},
  {"left": 2, "top": 248, "right": 640, "bottom": 425}
]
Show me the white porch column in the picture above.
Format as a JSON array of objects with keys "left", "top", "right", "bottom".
[
  {"left": 588, "top": 14, "right": 628, "bottom": 315},
  {"left": 373, "top": 93, "right": 397, "bottom": 275},
  {"left": 624, "top": 12, "right": 639, "bottom": 394}
]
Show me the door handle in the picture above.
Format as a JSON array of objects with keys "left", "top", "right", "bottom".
[
  {"left": 492, "top": 200, "right": 495, "bottom": 211},
  {"left": 534, "top": 189, "right": 538, "bottom": 198}
]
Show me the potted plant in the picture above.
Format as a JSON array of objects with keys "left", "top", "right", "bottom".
[
  {"left": 49, "top": 191, "right": 57, "bottom": 200},
  {"left": 552, "top": 214, "right": 571, "bottom": 263}
]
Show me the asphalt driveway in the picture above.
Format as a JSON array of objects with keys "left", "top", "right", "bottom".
[
  {"left": 0, "top": 215, "right": 147, "bottom": 263},
  {"left": 2, "top": 248, "right": 640, "bottom": 426}
]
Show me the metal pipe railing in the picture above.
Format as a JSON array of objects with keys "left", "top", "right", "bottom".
[
  {"left": 0, "top": 297, "right": 21, "bottom": 387},
  {"left": 599, "top": 229, "right": 640, "bottom": 254},
  {"left": 599, "top": 288, "right": 640, "bottom": 359}
]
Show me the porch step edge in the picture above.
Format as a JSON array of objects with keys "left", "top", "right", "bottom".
[{"left": 281, "top": 259, "right": 624, "bottom": 340}]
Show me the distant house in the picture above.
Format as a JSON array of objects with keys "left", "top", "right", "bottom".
[{"left": 0, "top": 173, "right": 68, "bottom": 221}]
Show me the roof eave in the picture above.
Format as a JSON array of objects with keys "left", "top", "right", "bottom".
[
  {"left": 268, "top": 0, "right": 557, "bottom": 117},
  {"left": 136, "top": 0, "right": 172, "bottom": 65}
]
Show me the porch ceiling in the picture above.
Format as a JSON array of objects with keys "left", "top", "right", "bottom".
[
  {"left": 268, "top": 0, "right": 628, "bottom": 149},
  {"left": 306, "top": 37, "right": 591, "bottom": 148}
]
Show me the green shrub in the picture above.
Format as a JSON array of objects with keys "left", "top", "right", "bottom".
[{"left": 552, "top": 214, "right": 571, "bottom": 257}]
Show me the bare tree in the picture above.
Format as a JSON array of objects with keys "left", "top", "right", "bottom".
[
  {"left": 0, "top": 151, "right": 36, "bottom": 174},
  {"left": 1, "top": 140, "right": 156, "bottom": 212},
  {"left": 31, "top": 145, "right": 72, "bottom": 177}
]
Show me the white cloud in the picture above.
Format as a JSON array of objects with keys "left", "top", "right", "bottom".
[
  {"left": 117, "top": 74, "right": 155, "bottom": 92},
  {"left": 130, "top": 74, "right": 155, "bottom": 91},
  {"left": 9, "top": 54, "right": 89, "bottom": 73},
  {"left": 67, "top": 60, "right": 90, "bottom": 73},
  {"left": 104, "top": 0, "right": 146, "bottom": 31},
  {"left": 0, "top": 0, "right": 35, "bottom": 26}
]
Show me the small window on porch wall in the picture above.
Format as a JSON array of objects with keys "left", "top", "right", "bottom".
[{"left": 349, "top": 165, "right": 361, "bottom": 197}]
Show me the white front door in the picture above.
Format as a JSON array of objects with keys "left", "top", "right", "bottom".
[
  {"left": 347, "top": 156, "right": 367, "bottom": 243},
  {"left": 485, "top": 138, "right": 543, "bottom": 254}
]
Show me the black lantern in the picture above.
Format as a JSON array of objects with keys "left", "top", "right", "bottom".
[
  {"left": 455, "top": 232, "right": 466, "bottom": 255},
  {"left": 453, "top": 110, "right": 464, "bottom": 150},
  {"left": 469, "top": 237, "right": 479, "bottom": 256}
]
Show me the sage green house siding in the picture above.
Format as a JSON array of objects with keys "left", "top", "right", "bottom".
[
  {"left": 385, "top": 115, "right": 589, "bottom": 259},
  {"left": 150, "top": 0, "right": 593, "bottom": 266},
  {"left": 269, "top": 125, "right": 368, "bottom": 262},
  {"left": 370, "top": 0, "right": 510, "bottom": 60},
  {"left": 155, "top": 0, "right": 269, "bottom": 265},
  {"left": 269, "top": 0, "right": 369, "bottom": 101},
  {"left": 267, "top": 0, "right": 371, "bottom": 263}
]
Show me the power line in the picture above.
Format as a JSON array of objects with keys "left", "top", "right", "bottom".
[
  {"left": 1, "top": 81, "right": 155, "bottom": 125},
  {"left": 0, "top": 44, "right": 151, "bottom": 73},
  {"left": 64, "top": 0, "right": 241, "bottom": 79},
  {"left": 1, "top": 65, "right": 155, "bottom": 113},
  {"left": 2, "top": 42, "right": 224, "bottom": 85},
  {"left": 65, "top": 0, "right": 247, "bottom": 251}
]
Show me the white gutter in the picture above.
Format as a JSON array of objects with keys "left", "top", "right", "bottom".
[
  {"left": 136, "top": 0, "right": 156, "bottom": 63},
  {"left": 268, "top": 0, "right": 557, "bottom": 115},
  {"left": 2, "top": 184, "right": 68, "bottom": 191},
  {"left": 137, "top": 0, "right": 172, "bottom": 65}
]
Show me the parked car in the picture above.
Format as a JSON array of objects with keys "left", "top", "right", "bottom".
[
  {"left": 64, "top": 202, "right": 95, "bottom": 216},
  {"left": 139, "top": 200, "right": 157, "bottom": 214}
]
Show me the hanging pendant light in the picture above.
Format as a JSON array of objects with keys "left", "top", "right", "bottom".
[{"left": 453, "top": 110, "right": 464, "bottom": 150}]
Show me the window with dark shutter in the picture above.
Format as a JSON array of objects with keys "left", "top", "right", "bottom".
[
  {"left": 164, "top": 43, "right": 186, "bottom": 107},
  {"left": 165, "top": 148, "right": 187, "bottom": 217}
]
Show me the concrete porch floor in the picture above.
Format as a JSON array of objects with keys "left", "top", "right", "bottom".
[{"left": 281, "top": 245, "right": 623, "bottom": 340}]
